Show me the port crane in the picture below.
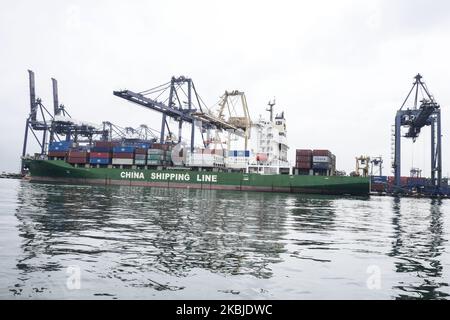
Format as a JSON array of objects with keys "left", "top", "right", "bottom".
[
  {"left": 22, "top": 71, "right": 108, "bottom": 162},
  {"left": 392, "top": 74, "right": 442, "bottom": 193},
  {"left": 113, "top": 76, "right": 251, "bottom": 152},
  {"left": 22, "top": 70, "right": 161, "bottom": 173}
]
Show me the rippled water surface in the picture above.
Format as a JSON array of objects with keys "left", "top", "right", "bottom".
[{"left": 0, "top": 179, "right": 449, "bottom": 299}]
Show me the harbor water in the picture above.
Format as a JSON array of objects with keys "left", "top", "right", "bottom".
[{"left": 0, "top": 178, "right": 449, "bottom": 299}]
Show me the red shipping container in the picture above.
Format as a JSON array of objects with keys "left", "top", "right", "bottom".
[
  {"left": 371, "top": 184, "right": 385, "bottom": 192},
  {"left": 387, "top": 176, "right": 408, "bottom": 185},
  {"left": 296, "top": 149, "right": 312, "bottom": 156},
  {"left": 135, "top": 148, "right": 147, "bottom": 154},
  {"left": 67, "top": 157, "right": 88, "bottom": 164},
  {"left": 48, "top": 151, "right": 67, "bottom": 157},
  {"left": 152, "top": 143, "right": 170, "bottom": 151},
  {"left": 69, "top": 151, "right": 88, "bottom": 158},
  {"left": 296, "top": 162, "right": 311, "bottom": 169},
  {"left": 90, "top": 152, "right": 110, "bottom": 158},
  {"left": 313, "top": 149, "right": 331, "bottom": 157},
  {"left": 296, "top": 155, "right": 311, "bottom": 162},
  {"left": 112, "top": 152, "right": 134, "bottom": 159}
]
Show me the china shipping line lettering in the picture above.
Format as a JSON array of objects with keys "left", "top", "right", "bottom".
[{"left": 120, "top": 171, "right": 218, "bottom": 183}]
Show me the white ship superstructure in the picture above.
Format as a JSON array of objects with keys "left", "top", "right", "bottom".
[{"left": 247, "top": 105, "right": 290, "bottom": 175}]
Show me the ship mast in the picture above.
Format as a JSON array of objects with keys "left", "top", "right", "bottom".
[{"left": 266, "top": 98, "right": 275, "bottom": 122}]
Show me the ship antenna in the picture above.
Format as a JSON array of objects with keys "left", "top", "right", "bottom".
[{"left": 267, "top": 98, "right": 275, "bottom": 122}]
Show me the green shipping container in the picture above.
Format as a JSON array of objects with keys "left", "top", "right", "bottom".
[{"left": 148, "top": 154, "right": 164, "bottom": 161}]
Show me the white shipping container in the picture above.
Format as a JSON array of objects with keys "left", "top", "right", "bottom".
[
  {"left": 112, "top": 158, "right": 134, "bottom": 165},
  {"left": 312, "top": 156, "right": 330, "bottom": 163}
]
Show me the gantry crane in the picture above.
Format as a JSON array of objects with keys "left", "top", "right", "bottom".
[
  {"left": 22, "top": 71, "right": 107, "bottom": 161},
  {"left": 113, "top": 76, "right": 249, "bottom": 152},
  {"left": 216, "top": 90, "right": 252, "bottom": 150},
  {"left": 392, "top": 74, "right": 442, "bottom": 193},
  {"left": 355, "top": 156, "right": 370, "bottom": 177}
]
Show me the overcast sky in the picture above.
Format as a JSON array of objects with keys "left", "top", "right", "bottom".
[{"left": 1, "top": 0, "right": 449, "bottom": 177}]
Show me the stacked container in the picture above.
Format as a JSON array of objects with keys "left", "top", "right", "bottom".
[
  {"left": 112, "top": 146, "right": 135, "bottom": 165},
  {"left": 67, "top": 150, "right": 89, "bottom": 164},
  {"left": 312, "top": 150, "right": 333, "bottom": 175},
  {"left": 295, "top": 149, "right": 312, "bottom": 174},
  {"left": 147, "top": 148, "right": 165, "bottom": 166},
  {"left": 134, "top": 147, "right": 147, "bottom": 166},
  {"left": 89, "top": 140, "right": 117, "bottom": 165},
  {"left": 48, "top": 140, "right": 73, "bottom": 158}
]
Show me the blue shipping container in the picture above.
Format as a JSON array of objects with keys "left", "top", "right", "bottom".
[
  {"left": 312, "top": 162, "right": 330, "bottom": 170},
  {"left": 89, "top": 158, "right": 110, "bottom": 165},
  {"left": 135, "top": 143, "right": 151, "bottom": 149},
  {"left": 371, "top": 176, "right": 387, "bottom": 183},
  {"left": 50, "top": 140, "right": 72, "bottom": 147},
  {"left": 113, "top": 146, "right": 135, "bottom": 153},
  {"left": 48, "top": 145, "right": 70, "bottom": 152}
]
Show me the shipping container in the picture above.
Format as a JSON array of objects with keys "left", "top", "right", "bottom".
[
  {"left": 112, "top": 152, "right": 134, "bottom": 159},
  {"left": 134, "top": 159, "right": 146, "bottom": 165},
  {"left": 148, "top": 154, "right": 164, "bottom": 161},
  {"left": 48, "top": 145, "right": 70, "bottom": 152},
  {"left": 134, "top": 154, "right": 147, "bottom": 160},
  {"left": 296, "top": 163, "right": 311, "bottom": 169},
  {"left": 312, "top": 149, "right": 331, "bottom": 157},
  {"left": 134, "top": 143, "right": 151, "bottom": 149},
  {"left": 371, "top": 184, "right": 386, "bottom": 192},
  {"left": 296, "top": 156, "right": 311, "bottom": 162},
  {"left": 151, "top": 143, "right": 170, "bottom": 151},
  {"left": 148, "top": 149, "right": 165, "bottom": 155},
  {"left": 312, "top": 156, "right": 330, "bottom": 163},
  {"left": 371, "top": 176, "right": 387, "bottom": 183},
  {"left": 68, "top": 150, "right": 88, "bottom": 158},
  {"left": 296, "top": 149, "right": 312, "bottom": 156},
  {"left": 91, "top": 146, "right": 111, "bottom": 153},
  {"left": 67, "top": 157, "right": 88, "bottom": 164},
  {"left": 135, "top": 148, "right": 147, "bottom": 155},
  {"left": 48, "top": 151, "right": 67, "bottom": 157},
  {"left": 147, "top": 160, "right": 161, "bottom": 166},
  {"left": 112, "top": 146, "right": 135, "bottom": 153},
  {"left": 89, "top": 157, "right": 110, "bottom": 165},
  {"left": 94, "top": 141, "right": 120, "bottom": 148},
  {"left": 90, "top": 152, "right": 110, "bottom": 158},
  {"left": 312, "top": 162, "right": 331, "bottom": 170},
  {"left": 112, "top": 158, "right": 134, "bottom": 165}
]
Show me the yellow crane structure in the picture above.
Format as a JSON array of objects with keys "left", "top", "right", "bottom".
[{"left": 355, "top": 156, "right": 370, "bottom": 177}]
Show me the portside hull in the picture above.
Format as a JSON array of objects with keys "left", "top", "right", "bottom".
[{"left": 25, "top": 160, "right": 370, "bottom": 196}]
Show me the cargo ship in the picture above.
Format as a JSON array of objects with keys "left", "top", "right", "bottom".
[
  {"left": 22, "top": 113, "right": 369, "bottom": 196},
  {"left": 21, "top": 72, "right": 370, "bottom": 196}
]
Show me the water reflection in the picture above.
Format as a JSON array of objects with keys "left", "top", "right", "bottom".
[
  {"left": 390, "top": 197, "right": 448, "bottom": 299},
  {"left": 12, "top": 183, "right": 291, "bottom": 295}
]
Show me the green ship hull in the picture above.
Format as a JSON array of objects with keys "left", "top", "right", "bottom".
[{"left": 25, "top": 160, "right": 370, "bottom": 196}]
